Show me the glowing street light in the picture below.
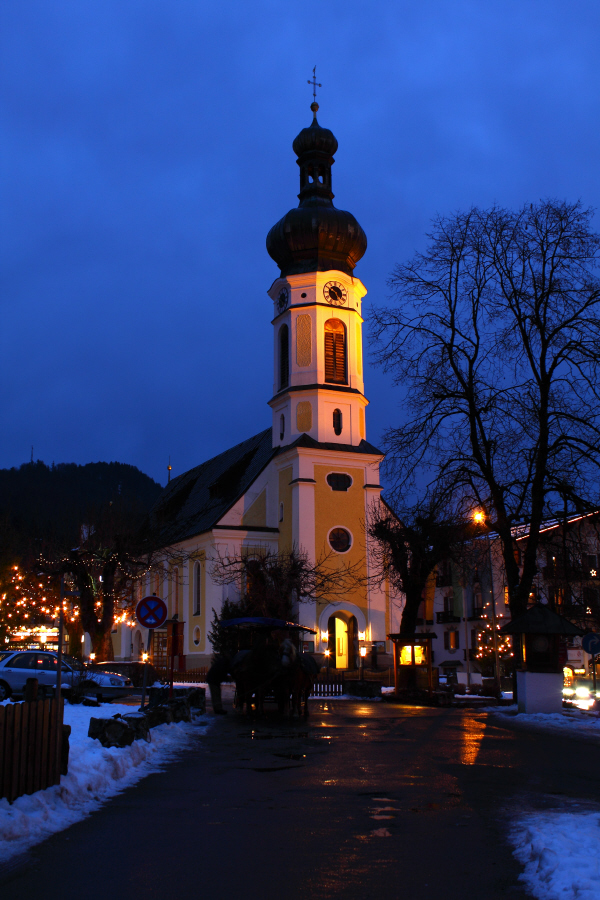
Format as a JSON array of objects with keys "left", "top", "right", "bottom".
[{"left": 472, "top": 509, "right": 501, "bottom": 695}]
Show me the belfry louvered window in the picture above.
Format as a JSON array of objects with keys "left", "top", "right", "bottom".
[
  {"left": 279, "top": 324, "right": 289, "bottom": 389},
  {"left": 324, "top": 319, "right": 347, "bottom": 384}
]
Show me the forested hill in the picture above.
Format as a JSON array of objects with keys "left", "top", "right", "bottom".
[{"left": 0, "top": 461, "right": 163, "bottom": 560}]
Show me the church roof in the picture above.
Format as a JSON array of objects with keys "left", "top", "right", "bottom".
[
  {"left": 145, "top": 428, "right": 383, "bottom": 547},
  {"left": 146, "top": 428, "right": 276, "bottom": 546}
]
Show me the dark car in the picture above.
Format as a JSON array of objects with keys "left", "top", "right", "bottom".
[{"left": 90, "top": 660, "right": 163, "bottom": 688}]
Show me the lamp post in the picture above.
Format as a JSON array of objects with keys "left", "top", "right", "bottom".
[
  {"left": 359, "top": 645, "right": 367, "bottom": 681},
  {"left": 473, "top": 511, "right": 501, "bottom": 696}
]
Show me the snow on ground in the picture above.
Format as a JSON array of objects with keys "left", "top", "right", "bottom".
[
  {"left": 510, "top": 808, "right": 600, "bottom": 900},
  {"left": 489, "top": 706, "right": 600, "bottom": 740},
  {"left": 0, "top": 701, "right": 209, "bottom": 863}
]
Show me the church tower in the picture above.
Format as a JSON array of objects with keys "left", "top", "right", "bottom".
[
  {"left": 137, "top": 97, "right": 390, "bottom": 672},
  {"left": 266, "top": 101, "right": 369, "bottom": 449}
]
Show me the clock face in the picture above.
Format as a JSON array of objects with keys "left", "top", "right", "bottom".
[
  {"left": 276, "top": 287, "right": 289, "bottom": 313},
  {"left": 323, "top": 281, "right": 348, "bottom": 306}
]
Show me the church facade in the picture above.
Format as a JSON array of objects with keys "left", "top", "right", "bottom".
[{"left": 117, "top": 102, "right": 398, "bottom": 669}]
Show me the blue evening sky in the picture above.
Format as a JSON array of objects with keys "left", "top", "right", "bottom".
[{"left": 1, "top": 1, "right": 599, "bottom": 485}]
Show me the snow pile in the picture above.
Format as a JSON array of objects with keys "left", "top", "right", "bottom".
[
  {"left": 493, "top": 707, "right": 600, "bottom": 739},
  {"left": 0, "top": 702, "right": 208, "bottom": 863},
  {"left": 511, "top": 809, "right": 600, "bottom": 899}
]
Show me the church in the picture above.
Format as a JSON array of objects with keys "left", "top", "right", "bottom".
[{"left": 118, "top": 100, "right": 396, "bottom": 670}]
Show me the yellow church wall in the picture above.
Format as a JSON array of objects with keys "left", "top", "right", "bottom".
[
  {"left": 241, "top": 488, "right": 267, "bottom": 527},
  {"left": 313, "top": 464, "right": 368, "bottom": 616},
  {"left": 278, "top": 466, "right": 293, "bottom": 552}
]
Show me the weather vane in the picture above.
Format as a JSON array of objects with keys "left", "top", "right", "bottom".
[{"left": 308, "top": 66, "right": 322, "bottom": 103}]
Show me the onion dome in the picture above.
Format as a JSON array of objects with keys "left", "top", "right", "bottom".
[{"left": 267, "top": 103, "right": 367, "bottom": 277}]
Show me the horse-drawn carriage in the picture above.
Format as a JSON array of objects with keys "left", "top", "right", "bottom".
[{"left": 218, "top": 617, "right": 319, "bottom": 717}]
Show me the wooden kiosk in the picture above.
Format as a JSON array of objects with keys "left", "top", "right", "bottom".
[
  {"left": 388, "top": 632, "right": 437, "bottom": 694},
  {"left": 499, "top": 604, "right": 583, "bottom": 713}
]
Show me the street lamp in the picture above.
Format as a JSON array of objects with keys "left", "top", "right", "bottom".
[
  {"left": 359, "top": 645, "right": 367, "bottom": 682},
  {"left": 473, "top": 510, "right": 501, "bottom": 695}
]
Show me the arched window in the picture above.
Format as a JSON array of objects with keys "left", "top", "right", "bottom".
[
  {"left": 172, "top": 567, "right": 179, "bottom": 618},
  {"left": 324, "top": 319, "right": 347, "bottom": 384},
  {"left": 279, "top": 324, "right": 289, "bottom": 389},
  {"left": 194, "top": 562, "right": 201, "bottom": 616},
  {"left": 279, "top": 414, "right": 285, "bottom": 441},
  {"left": 333, "top": 408, "right": 342, "bottom": 435}
]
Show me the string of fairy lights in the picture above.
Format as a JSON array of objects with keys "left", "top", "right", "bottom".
[
  {"left": 473, "top": 608, "right": 514, "bottom": 660},
  {"left": 0, "top": 557, "right": 172, "bottom": 644}
]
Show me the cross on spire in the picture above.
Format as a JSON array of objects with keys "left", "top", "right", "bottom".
[{"left": 307, "top": 66, "right": 322, "bottom": 103}]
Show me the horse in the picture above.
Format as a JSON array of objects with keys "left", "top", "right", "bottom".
[
  {"left": 232, "top": 644, "right": 282, "bottom": 716},
  {"left": 290, "top": 653, "right": 320, "bottom": 718}
]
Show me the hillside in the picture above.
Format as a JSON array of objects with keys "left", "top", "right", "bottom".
[{"left": 0, "top": 460, "right": 163, "bottom": 561}]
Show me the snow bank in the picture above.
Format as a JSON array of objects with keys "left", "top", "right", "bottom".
[
  {"left": 510, "top": 809, "right": 600, "bottom": 900},
  {"left": 0, "top": 702, "right": 208, "bottom": 863},
  {"left": 491, "top": 707, "right": 600, "bottom": 740}
]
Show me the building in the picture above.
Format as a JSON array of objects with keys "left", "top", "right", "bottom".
[
  {"left": 416, "top": 512, "right": 600, "bottom": 685},
  {"left": 116, "top": 102, "right": 394, "bottom": 669}
]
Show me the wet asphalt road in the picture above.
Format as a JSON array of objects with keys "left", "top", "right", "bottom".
[{"left": 3, "top": 697, "right": 600, "bottom": 900}]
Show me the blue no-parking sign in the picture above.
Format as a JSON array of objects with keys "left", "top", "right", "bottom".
[{"left": 136, "top": 596, "right": 168, "bottom": 629}]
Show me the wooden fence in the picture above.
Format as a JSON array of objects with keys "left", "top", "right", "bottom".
[
  {"left": 153, "top": 666, "right": 208, "bottom": 683},
  {"left": 0, "top": 698, "right": 64, "bottom": 803},
  {"left": 310, "top": 674, "right": 345, "bottom": 697}
]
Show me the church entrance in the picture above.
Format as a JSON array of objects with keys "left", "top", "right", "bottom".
[{"left": 327, "top": 613, "right": 358, "bottom": 670}]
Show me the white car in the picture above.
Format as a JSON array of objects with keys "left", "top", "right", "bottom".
[{"left": 0, "top": 650, "right": 132, "bottom": 701}]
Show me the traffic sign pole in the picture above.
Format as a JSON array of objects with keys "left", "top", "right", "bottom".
[
  {"left": 139, "top": 628, "right": 153, "bottom": 711},
  {"left": 135, "top": 596, "right": 168, "bottom": 710}
]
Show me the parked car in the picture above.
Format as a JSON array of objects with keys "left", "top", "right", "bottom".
[
  {"left": 89, "top": 661, "right": 163, "bottom": 687},
  {"left": 0, "top": 650, "right": 132, "bottom": 702}
]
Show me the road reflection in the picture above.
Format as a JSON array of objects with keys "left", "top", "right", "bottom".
[{"left": 460, "top": 716, "right": 486, "bottom": 765}]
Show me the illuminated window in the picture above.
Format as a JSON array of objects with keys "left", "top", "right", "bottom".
[
  {"left": 444, "top": 630, "right": 459, "bottom": 650},
  {"left": 324, "top": 319, "right": 347, "bottom": 384},
  {"left": 400, "top": 645, "right": 425, "bottom": 665}
]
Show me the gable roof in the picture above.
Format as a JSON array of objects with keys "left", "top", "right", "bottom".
[
  {"left": 145, "top": 428, "right": 277, "bottom": 546},
  {"left": 499, "top": 603, "right": 585, "bottom": 636}
]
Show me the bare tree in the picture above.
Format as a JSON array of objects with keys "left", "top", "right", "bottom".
[
  {"left": 210, "top": 545, "right": 361, "bottom": 621},
  {"left": 372, "top": 200, "right": 600, "bottom": 621},
  {"left": 367, "top": 491, "right": 466, "bottom": 634},
  {"left": 37, "top": 503, "right": 188, "bottom": 661}
]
